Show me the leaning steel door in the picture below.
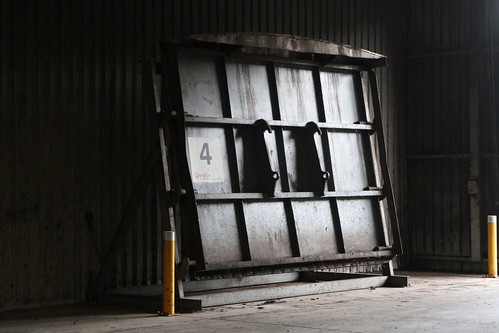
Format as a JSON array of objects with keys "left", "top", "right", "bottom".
[{"left": 161, "top": 34, "right": 401, "bottom": 279}]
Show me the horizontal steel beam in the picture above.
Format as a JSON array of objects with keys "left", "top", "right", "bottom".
[
  {"left": 98, "top": 271, "right": 409, "bottom": 311},
  {"left": 184, "top": 273, "right": 300, "bottom": 293},
  {"left": 190, "top": 275, "right": 390, "bottom": 307},
  {"left": 203, "top": 251, "right": 394, "bottom": 271},
  {"left": 195, "top": 190, "right": 384, "bottom": 201},
  {"left": 184, "top": 116, "right": 374, "bottom": 132}
]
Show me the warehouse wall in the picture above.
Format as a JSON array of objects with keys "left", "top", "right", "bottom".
[
  {"left": 0, "top": 0, "right": 405, "bottom": 311},
  {"left": 405, "top": 0, "right": 499, "bottom": 270}
]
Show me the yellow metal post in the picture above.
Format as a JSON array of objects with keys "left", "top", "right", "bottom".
[
  {"left": 488, "top": 215, "right": 497, "bottom": 278},
  {"left": 162, "top": 231, "right": 175, "bottom": 315}
]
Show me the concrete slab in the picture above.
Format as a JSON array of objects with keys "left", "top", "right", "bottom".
[{"left": 1, "top": 271, "right": 499, "bottom": 332}]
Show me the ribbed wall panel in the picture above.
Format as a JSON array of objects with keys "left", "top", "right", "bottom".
[
  {"left": 406, "top": 0, "right": 499, "bottom": 267},
  {"left": 0, "top": 0, "right": 404, "bottom": 311}
]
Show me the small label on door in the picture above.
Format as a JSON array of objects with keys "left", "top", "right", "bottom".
[{"left": 188, "top": 137, "right": 224, "bottom": 183}]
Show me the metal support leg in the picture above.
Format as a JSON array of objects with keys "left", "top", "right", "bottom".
[{"left": 382, "top": 260, "right": 394, "bottom": 276}]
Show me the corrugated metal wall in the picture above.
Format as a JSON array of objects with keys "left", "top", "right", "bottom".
[
  {"left": 405, "top": 0, "right": 499, "bottom": 269},
  {"left": 0, "top": 0, "right": 405, "bottom": 311}
]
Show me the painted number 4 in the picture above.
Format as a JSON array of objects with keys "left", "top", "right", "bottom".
[{"left": 199, "top": 142, "right": 212, "bottom": 165}]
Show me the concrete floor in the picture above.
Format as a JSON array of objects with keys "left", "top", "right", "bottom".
[{"left": 1, "top": 271, "right": 499, "bottom": 332}]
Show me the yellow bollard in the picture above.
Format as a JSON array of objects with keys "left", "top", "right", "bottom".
[
  {"left": 162, "top": 231, "right": 175, "bottom": 315},
  {"left": 488, "top": 215, "right": 497, "bottom": 278}
]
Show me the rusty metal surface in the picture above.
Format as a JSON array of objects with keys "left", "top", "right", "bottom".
[
  {"left": 160, "top": 34, "right": 401, "bottom": 280},
  {"left": 187, "top": 33, "right": 388, "bottom": 68}
]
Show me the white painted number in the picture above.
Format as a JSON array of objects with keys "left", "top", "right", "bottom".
[{"left": 199, "top": 142, "right": 212, "bottom": 165}]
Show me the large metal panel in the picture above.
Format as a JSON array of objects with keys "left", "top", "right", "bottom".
[
  {"left": 1, "top": 0, "right": 405, "bottom": 311},
  {"left": 160, "top": 34, "right": 401, "bottom": 281}
]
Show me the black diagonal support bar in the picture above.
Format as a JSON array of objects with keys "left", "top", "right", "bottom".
[
  {"left": 368, "top": 69, "right": 403, "bottom": 254},
  {"left": 90, "top": 148, "right": 158, "bottom": 296},
  {"left": 90, "top": 60, "right": 165, "bottom": 297}
]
